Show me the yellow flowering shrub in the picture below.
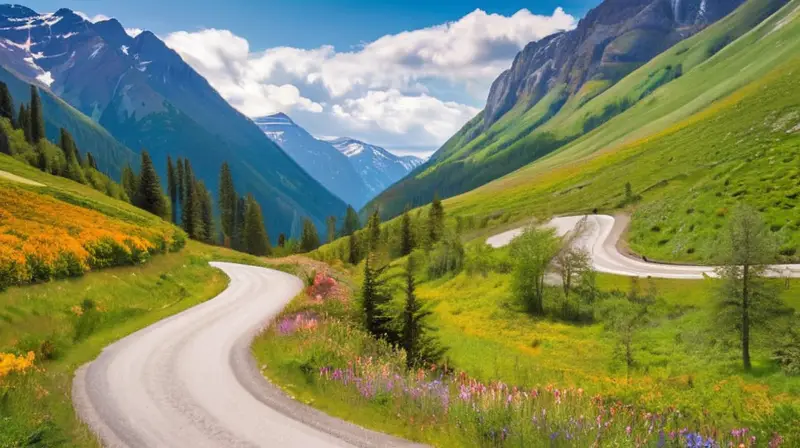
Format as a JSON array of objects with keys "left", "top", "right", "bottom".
[
  {"left": 0, "top": 351, "right": 35, "bottom": 379},
  {"left": 0, "top": 186, "right": 184, "bottom": 287}
]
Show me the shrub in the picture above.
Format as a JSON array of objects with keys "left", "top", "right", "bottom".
[{"left": 427, "top": 234, "right": 465, "bottom": 279}]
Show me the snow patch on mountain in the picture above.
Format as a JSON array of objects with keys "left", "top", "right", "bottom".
[
  {"left": 330, "top": 137, "right": 423, "bottom": 196},
  {"left": 36, "top": 71, "right": 53, "bottom": 86}
]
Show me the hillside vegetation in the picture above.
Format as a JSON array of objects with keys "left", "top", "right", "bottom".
[{"left": 372, "top": 0, "right": 800, "bottom": 263}]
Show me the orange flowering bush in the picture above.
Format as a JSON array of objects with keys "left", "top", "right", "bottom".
[
  {"left": 0, "top": 351, "right": 35, "bottom": 379},
  {"left": 0, "top": 186, "right": 185, "bottom": 287}
]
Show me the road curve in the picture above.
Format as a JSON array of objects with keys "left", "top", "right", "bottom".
[
  {"left": 487, "top": 214, "right": 800, "bottom": 280},
  {"left": 73, "top": 262, "right": 419, "bottom": 448}
]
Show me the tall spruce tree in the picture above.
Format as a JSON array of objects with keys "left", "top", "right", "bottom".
[
  {"left": 277, "top": 233, "right": 286, "bottom": 248},
  {"left": 182, "top": 160, "right": 201, "bottom": 239},
  {"left": 175, "top": 157, "right": 185, "bottom": 221},
  {"left": 167, "top": 156, "right": 178, "bottom": 224},
  {"left": 400, "top": 205, "right": 414, "bottom": 256},
  {"left": 428, "top": 193, "right": 445, "bottom": 247},
  {"left": 361, "top": 253, "right": 395, "bottom": 342},
  {"left": 219, "top": 162, "right": 236, "bottom": 245},
  {"left": 17, "top": 104, "right": 31, "bottom": 143},
  {"left": 197, "top": 181, "right": 215, "bottom": 243},
  {"left": 348, "top": 233, "right": 360, "bottom": 265},
  {"left": 59, "top": 128, "right": 79, "bottom": 162},
  {"left": 300, "top": 218, "right": 320, "bottom": 252},
  {"left": 366, "top": 209, "right": 381, "bottom": 251},
  {"left": 232, "top": 195, "right": 247, "bottom": 251},
  {"left": 326, "top": 216, "right": 337, "bottom": 243},
  {"left": 29, "top": 86, "right": 45, "bottom": 143},
  {"left": 0, "top": 82, "right": 13, "bottom": 122},
  {"left": 121, "top": 164, "right": 138, "bottom": 201},
  {"left": 0, "top": 125, "right": 10, "bottom": 155},
  {"left": 135, "top": 150, "right": 167, "bottom": 218},
  {"left": 400, "top": 255, "right": 444, "bottom": 368},
  {"left": 85, "top": 152, "right": 97, "bottom": 170},
  {"left": 342, "top": 205, "right": 360, "bottom": 236},
  {"left": 243, "top": 195, "right": 271, "bottom": 256}
]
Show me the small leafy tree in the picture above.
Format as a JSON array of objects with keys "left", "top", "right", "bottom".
[
  {"left": 715, "top": 205, "right": 784, "bottom": 371},
  {"left": 598, "top": 285, "right": 649, "bottom": 381},
  {"left": 427, "top": 232, "right": 465, "bottom": 279},
  {"left": 510, "top": 226, "right": 560, "bottom": 315}
]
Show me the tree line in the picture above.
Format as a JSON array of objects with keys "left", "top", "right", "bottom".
[{"left": 0, "top": 82, "right": 125, "bottom": 199}]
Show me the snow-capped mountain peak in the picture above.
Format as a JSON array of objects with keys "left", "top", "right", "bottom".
[{"left": 329, "top": 137, "right": 423, "bottom": 195}]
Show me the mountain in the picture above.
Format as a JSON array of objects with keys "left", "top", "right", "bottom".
[
  {"left": 0, "top": 5, "right": 346, "bottom": 238},
  {"left": 329, "top": 138, "right": 423, "bottom": 199},
  {"left": 253, "top": 113, "right": 370, "bottom": 208},
  {"left": 367, "top": 0, "right": 754, "bottom": 219},
  {"left": 255, "top": 113, "right": 422, "bottom": 206}
]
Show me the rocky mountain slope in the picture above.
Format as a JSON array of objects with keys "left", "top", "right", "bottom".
[
  {"left": 0, "top": 5, "right": 346, "bottom": 237},
  {"left": 329, "top": 137, "right": 423, "bottom": 198},
  {"left": 256, "top": 113, "right": 422, "bottom": 205},
  {"left": 367, "top": 0, "right": 753, "bottom": 218},
  {"left": 254, "top": 113, "right": 370, "bottom": 208}
]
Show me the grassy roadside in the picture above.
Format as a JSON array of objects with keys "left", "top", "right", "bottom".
[
  {"left": 0, "top": 241, "right": 272, "bottom": 447},
  {"left": 253, "top": 253, "right": 800, "bottom": 446}
]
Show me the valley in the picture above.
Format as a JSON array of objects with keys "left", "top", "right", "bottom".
[{"left": 1, "top": 0, "right": 799, "bottom": 446}]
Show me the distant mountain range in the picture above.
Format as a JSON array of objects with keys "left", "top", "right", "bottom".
[
  {"left": 367, "top": 0, "right": 752, "bottom": 218},
  {"left": 0, "top": 4, "right": 345, "bottom": 238},
  {"left": 255, "top": 113, "right": 422, "bottom": 207}
]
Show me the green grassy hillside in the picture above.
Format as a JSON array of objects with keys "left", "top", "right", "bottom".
[
  {"left": 368, "top": 0, "right": 795, "bottom": 222},
  {"left": 370, "top": 0, "right": 800, "bottom": 263}
]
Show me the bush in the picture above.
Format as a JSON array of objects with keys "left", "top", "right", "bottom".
[{"left": 427, "top": 234, "right": 465, "bottom": 279}]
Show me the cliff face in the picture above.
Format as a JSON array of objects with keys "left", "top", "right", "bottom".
[{"left": 483, "top": 0, "right": 745, "bottom": 128}]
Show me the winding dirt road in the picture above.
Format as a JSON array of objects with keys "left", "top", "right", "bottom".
[
  {"left": 73, "top": 262, "right": 418, "bottom": 448},
  {"left": 486, "top": 214, "right": 800, "bottom": 279}
]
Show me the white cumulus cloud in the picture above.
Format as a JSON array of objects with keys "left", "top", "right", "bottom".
[
  {"left": 164, "top": 7, "right": 576, "bottom": 150},
  {"left": 75, "top": 11, "right": 111, "bottom": 23}
]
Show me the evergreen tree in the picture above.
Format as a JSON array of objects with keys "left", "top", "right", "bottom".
[
  {"left": 85, "top": 152, "right": 98, "bottom": 170},
  {"left": 232, "top": 195, "right": 247, "bottom": 251},
  {"left": 0, "top": 127, "right": 9, "bottom": 156},
  {"left": 121, "top": 164, "right": 138, "bottom": 200},
  {"left": 244, "top": 194, "right": 271, "bottom": 256},
  {"left": 366, "top": 209, "right": 381, "bottom": 251},
  {"left": 197, "top": 181, "right": 215, "bottom": 243},
  {"left": 182, "top": 160, "right": 201, "bottom": 239},
  {"left": 326, "top": 216, "right": 337, "bottom": 243},
  {"left": 176, "top": 157, "right": 185, "bottom": 221},
  {"left": 0, "top": 82, "right": 14, "bottom": 122},
  {"left": 342, "top": 205, "right": 360, "bottom": 236},
  {"left": 18, "top": 103, "right": 31, "bottom": 143},
  {"left": 219, "top": 162, "right": 237, "bottom": 245},
  {"left": 59, "top": 128, "right": 78, "bottom": 161},
  {"left": 361, "top": 252, "right": 394, "bottom": 341},
  {"left": 29, "top": 86, "right": 45, "bottom": 143},
  {"left": 400, "top": 205, "right": 414, "bottom": 256},
  {"left": 277, "top": 233, "right": 286, "bottom": 248},
  {"left": 167, "top": 156, "right": 178, "bottom": 224},
  {"left": 427, "top": 193, "right": 445, "bottom": 247},
  {"left": 300, "top": 218, "right": 320, "bottom": 252},
  {"left": 135, "top": 150, "right": 167, "bottom": 218},
  {"left": 348, "top": 233, "right": 360, "bottom": 265},
  {"left": 400, "top": 255, "right": 444, "bottom": 368}
]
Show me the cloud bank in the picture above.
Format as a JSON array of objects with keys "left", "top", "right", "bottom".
[{"left": 164, "top": 8, "right": 576, "bottom": 152}]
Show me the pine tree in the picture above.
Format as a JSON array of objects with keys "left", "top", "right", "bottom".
[
  {"left": 400, "top": 205, "right": 414, "bottom": 256},
  {"left": 428, "top": 193, "right": 445, "bottom": 247},
  {"left": 232, "top": 196, "right": 247, "bottom": 251},
  {"left": 29, "top": 85, "right": 45, "bottom": 143},
  {"left": 167, "top": 156, "right": 178, "bottom": 224},
  {"left": 197, "top": 181, "right": 215, "bottom": 243},
  {"left": 182, "top": 160, "right": 201, "bottom": 239},
  {"left": 85, "top": 152, "right": 98, "bottom": 170},
  {"left": 121, "top": 164, "right": 138, "bottom": 200},
  {"left": 59, "top": 128, "right": 78, "bottom": 161},
  {"left": 277, "top": 233, "right": 286, "bottom": 248},
  {"left": 135, "top": 150, "right": 167, "bottom": 218},
  {"left": 0, "top": 125, "right": 10, "bottom": 155},
  {"left": 0, "top": 82, "right": 13, "bottom": 122},
  {"left": 366, "top": 209, "right": 381, "bottom": 251},
  {"left": 348, "top": 233, "right": 360, "bottom": 265},
  {"left": 243, "top": 194, "right": 271, "bottom": 256},
  {"left": 300, "top": 218, "right": 320, "bottom": 252},
  {"left": 175, "top": 157, "right": 184, "bottom": 222},
  {"left": 400, "top": 255, "right": 444, "bottom": 368},
  {"left": 219, "top": 162, "right": 236, "bottom": 245},
  {"left": 17, "top": 103, "right": 31, "bottom": 143},
  {"left": 342, "top": 205, "right": 360, "bottom": 236},
  {"left": 326, "top": 216, "right": 337, "bottom": 243},
  {"left": 361, "top": 253, "right": 395, "bottom": 342}
]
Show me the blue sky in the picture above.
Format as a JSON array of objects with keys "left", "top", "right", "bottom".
[{"left": 22, "top": 0, "right": 599, "bottom": 156}]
